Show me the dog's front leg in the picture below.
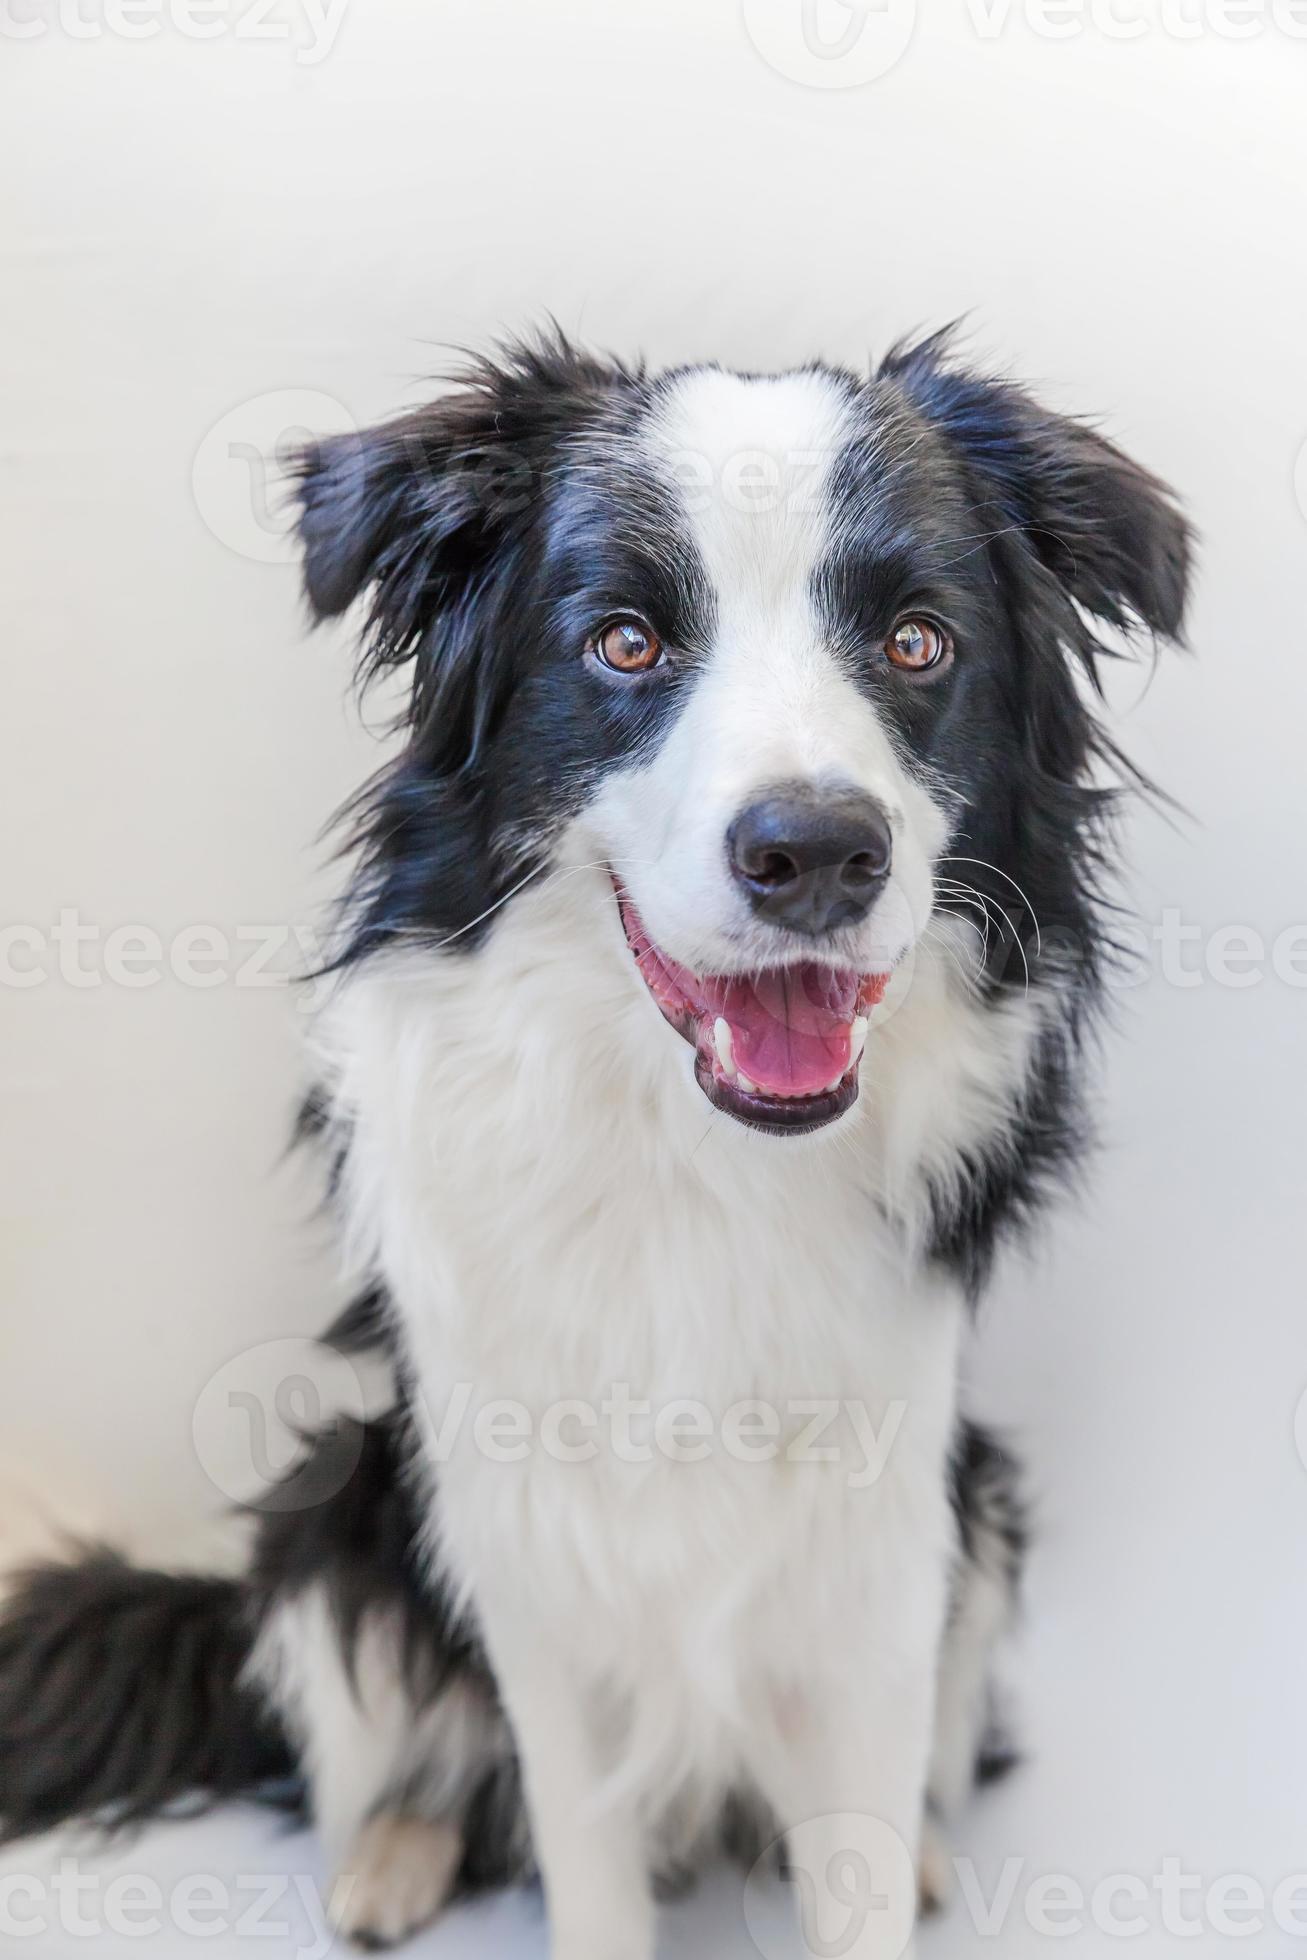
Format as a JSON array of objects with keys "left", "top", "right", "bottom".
[
  {"left": 771, "top": 1667, "right": 936, "bottom": 1960},
  {"left": 476, "top": 1599, "right": 654, "bottom": 1960},
  {"left": 748, "top": 1581, "right": 945, "bottom": 1960}
]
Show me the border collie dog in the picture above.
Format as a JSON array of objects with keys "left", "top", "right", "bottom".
[{"left": 0, "top": 332, "right": 1188, "bottom": 1956}]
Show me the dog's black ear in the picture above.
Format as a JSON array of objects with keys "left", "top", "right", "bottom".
[
  {"left": 295, "top": 332, "right": 637, "bottom": 674},
  {"left": 296, "top": 423, "right": 417, "bottom": 623},
  {"left": 881, "top": 333, "right": 1192, "bottom": 642},
  {"left": 294, "top": 405, "right": 506, "bottom": 669}
]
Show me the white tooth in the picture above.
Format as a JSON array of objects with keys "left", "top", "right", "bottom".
[
  {"left": 827, "top": 1073, "right": 844, "bottom": 1093},
  {"left": 737, "top": 1071, "right": 758, "bottom": 1095},
  {"left": 849, "top": 1016, "right": 869, "bottom": 1066},
  {"left": 713, "top": 1017, "right": 736, "bottom": 1077}
]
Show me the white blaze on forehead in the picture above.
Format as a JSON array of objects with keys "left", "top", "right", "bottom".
[
  {"left": 586, "top": 364, "right": 943, "bottom": 983},
  {"left": 643, "top": 367, "right": 856, "bottom": 616},
  {"left": 637, "top": 365, "right": 888, "bottom": 791}
]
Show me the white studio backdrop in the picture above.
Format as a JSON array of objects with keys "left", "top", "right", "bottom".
[{"left": 2, "top": 3, "right": 1306, "bottom": 1953}]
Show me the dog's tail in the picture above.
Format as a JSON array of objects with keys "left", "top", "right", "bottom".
[{"left": 0, "top": 1551, "right": 293, "bottom": 1842}]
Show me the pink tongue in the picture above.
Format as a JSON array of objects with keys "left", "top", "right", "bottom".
[{"left": 703, "top": 964, "right": 860, "bottom": 1097}]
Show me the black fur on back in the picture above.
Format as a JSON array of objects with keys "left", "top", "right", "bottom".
[
  {"left": 0, "top": 1400, "right": 1026, "bottom": 1890},
  {"left": 948, "top": 1419, "right": 1028, "bottom": 1786},
  {"left": 949, "top": 1419, "right": 1027, "bottom": 1590},
  {"left": 321, "top": 1283, "right": 400, "bottom": 1359},
  {"left": 0, "top": 1412, "right": 514, "bottom": 1874},
  {"left": 247, "top": 1406, "right": 488, "bottom": 1700},
  {"left": 246, "top": 1407, "right": 529, "bottom": 1897},
  {"left": 0, "top": 1556, "right": 290, "bottom": 1842}
]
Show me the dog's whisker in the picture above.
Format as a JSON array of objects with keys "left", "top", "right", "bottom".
[
  {"left": 368, "top": 856, "right": 668, "bottom": 957},
  {"left": 938, "top": 857, "right": 1044, "bottom": 959},
  {"left": 922, "top": 917, "right": 988, "bottom": 989}
]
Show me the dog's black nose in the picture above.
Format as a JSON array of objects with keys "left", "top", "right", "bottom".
[{"left": 727, "top": 784, "right": 893, "bottom": 936}]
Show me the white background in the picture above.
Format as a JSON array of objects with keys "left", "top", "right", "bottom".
[{"left": 2, "top": 2, "right": 1306, "bottom": 1954}]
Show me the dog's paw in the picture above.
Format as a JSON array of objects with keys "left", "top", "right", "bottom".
[
  {"left": 917, "top": 1818, "right": 955, "bottom": 1917},
  {"left": 330, "top": 1814, "right": 463, "bottom": 1951}
]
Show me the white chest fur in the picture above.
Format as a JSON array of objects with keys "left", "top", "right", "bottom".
[{"left": 316, "top": 867, "right": 1035, "bottom": 1821}]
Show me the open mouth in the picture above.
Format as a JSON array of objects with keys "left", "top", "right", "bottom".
[{"left": 615, "top": 882, "right": 891, "bottom": 1137}]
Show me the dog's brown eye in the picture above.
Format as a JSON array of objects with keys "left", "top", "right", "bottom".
[
  {"left": 592, "top": 617, "right": 663, "bottom": 674},
  {"left": 885, "top": 618, "right": 951, "bottom": 674}
]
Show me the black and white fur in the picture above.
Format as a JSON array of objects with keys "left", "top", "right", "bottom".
[{"left": 0, "top": 332, "right": 1188, "bottom": 1956}]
